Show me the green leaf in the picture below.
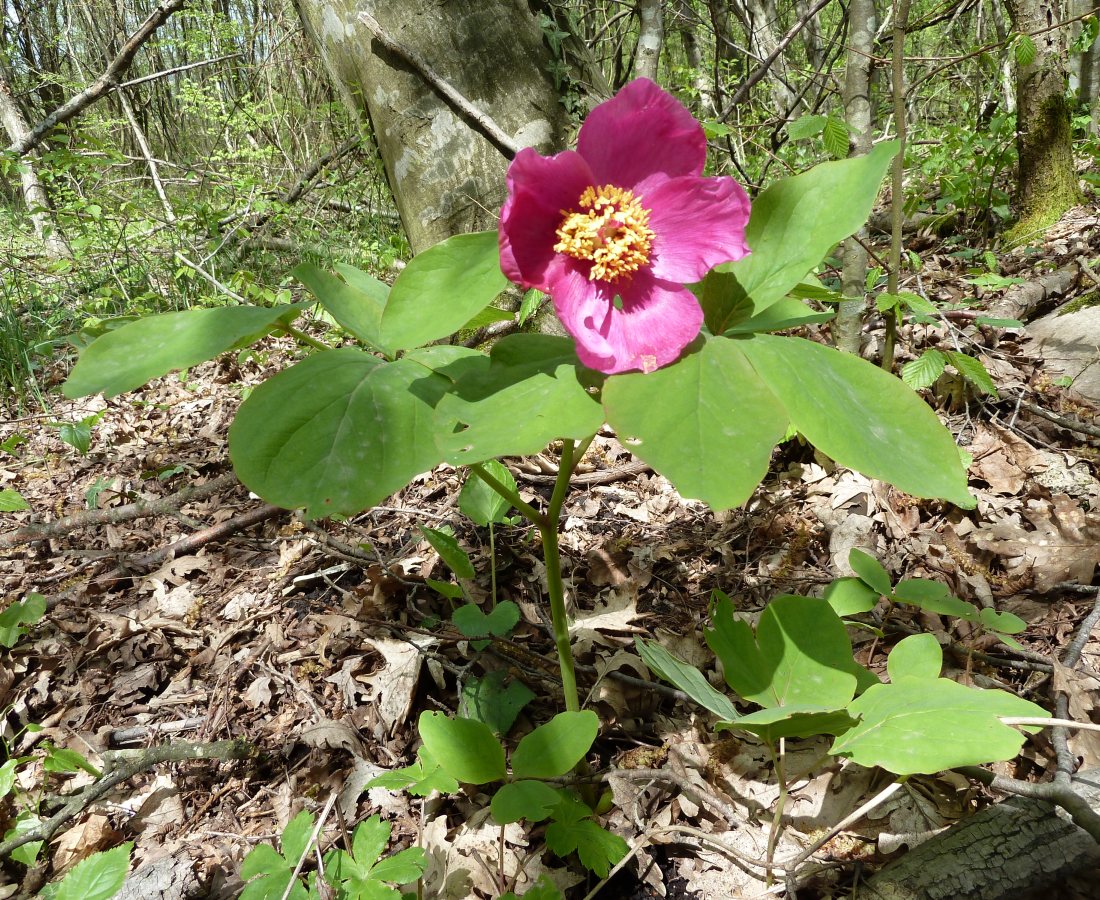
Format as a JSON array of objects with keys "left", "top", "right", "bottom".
[
  {"left": 418, "top": 711, "right": 506, "bottom": 784},
  {"left": 901, "top": 349, "right": 947, "bottom": 390},
  {"left": 832, "top": 639, "right": 1051, "bottom": 775},
  {"left": 491, "top": 779, "right": 563, "bottom": 824},
  {"left": 7, "top": 811, "right": 44, "bottom": 865},
  {"left": 1015, "top": 33, "right": 1037, "bottom": 67},
  {"left": 822, "top": 116, "right": 851, "bottom": 159},
  {"left": 350, "top": 815, "right": 390, "bottom": 871},
  {"left": 823, "top": 577, "right": 878, "bottom": 616},
  {"left": 737, "top": 333, "right": 974, "bottom": 507},
  {"left": 229, "top": 350, "right": 453, "bottom": 519},
  {"left": 459, "top": 460, "right": 516, "bottom": 525},
  {"left": 55, "top": 843, "right": 132, "bottom": 900},
  {"left": 635, "top": 639, "right": 741, "bottom": 721},
  {"left": 381, "top": 231, "right": 508, "bottom": 350},
  {"left": 886, "top": 634, "right": 942, "bottom": 681},
  {"left": 370, "top": 846, "right": 427, "bottom": 885},
  {"left": 891, "top": 579, "right": 977, "bottom": 621},
  {"left": 786, "top": 114, "right": 826, "bottom": 141},
  {"left": 57, "top": 419, "right": 92, "bottom": 455},
  {"left": 0, "top": 489, "right": 30, "bottom": 512},
  {"left": 63, "top": 304, "right": 304, "bottom": 398},
  {"left": 974, "top": 316, "right": 1024, "bottom": 328},
  {"left": 700, "top": 142, "right": 899, "bottom": 332},
  {"left": 453, "top": 601, "right": 520, "bottom": 639},
  {"left": 720, "top": 705, "right": 857, "bottom": 741},
  {"left": 848, "top": 549, "right": 892, "bottom": 596},
  {"left": 706, "top": 593, "right": 870, "bottom": 709},
  {"left": 366, "top": 746, "right": 459, "bottom": 797},
  {"left": 0, "top": 760, "right": 17, "bottom": 798},
  {"left": 545, "top": 818, "right": 628, "bottom": 878},
  {"left": 434, "top": 335, "right": 604, "bottom": 466},
  {"left": 280, "top": 810, "right": 316, "bottom": 868},
  {"left": 43, "top": 745, "right": 101, "bottom": 777},
  {"left": 500, "top": 875, "right": 563, "bottom": 900},
  {"left": 511, "top": 711, "right": 599, "bottom": 779},
  {"left": 462, "top": 305, "right": 514, "bottom": 330},
  {"left": 419, "top": 527, "right": 475, "bottom": 580},
  {"left": 518, "top": 289, "right": 546, "bottom": 326},
  {"left": 0, "top": 593, "right": 46, "bottom": 648},
  {"left": 603, "top": 335, "right": 788, "bottom": 510},
  {"left": 459, "top": 670, "right": 534, "bottom": 734},
  {"left": 946, "top": 351, "right": 998, "bottom": 397},
  {"left": 293, "top": 262, "right": 392, "bottom": 354},
  {"left": 721, "top": 295, "right": 835, "bottom": 335},
  {"left": 978, "top": 607, "right": 1027, "bottom": 635}
]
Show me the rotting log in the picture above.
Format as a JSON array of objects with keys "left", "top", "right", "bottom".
[{"left": 858, "top": 770, "right": 1100, "bottom": 899}]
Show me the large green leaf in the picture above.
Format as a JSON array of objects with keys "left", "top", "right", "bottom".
[
  {"left": 705, "top": 592, "right": 874, "bottom": 708},
  {"left": 418, "top": 711, "right": 506, "bottom": 785},
  {"left": 381, "top": 231, "right": 508, "bottom": 350},
  {"left": 63, "top": 304, "right": 304, "bottom": 398},
  {"left": 719, "top": 705, "right": 857, "bottom": 742},
  {"left": 602, "top": 335, "right": 788, "bottom": 510},
  {"left": 511, "top": 711, "right": 599, "bottom": 779},
  {"left": 293, "top": 262, "right": 393, "bottom": 355},
  {"left": 737, "top": 334, "right": 974, "bottom": 507},
  {"left": 701, "top": 141, "right": 898, "bottom": 333},
  {"left": 229, "top": 349, "right": 450, "bottom": 518},
  {"left": 832, "top": 638, "right": 1050, "bottom": 775},
  {"left": 434, "top": 335, "right": 604, "bottom": 466}
]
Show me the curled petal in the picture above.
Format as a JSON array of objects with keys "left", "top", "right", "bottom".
[
  {"left": 499, "top": 148, "right": 594, "bottom": 289},
  {"left": 578, "top": 78, "right": 706, "bottom": 194},
  {"left": 646, "top": 175, "right": 752, "bottom": 283},
  {"left": 546, "top": 260, "right": 703, "bottom": 374}
]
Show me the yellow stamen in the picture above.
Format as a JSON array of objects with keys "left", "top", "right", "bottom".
[{"left": 554, "top": 185, "right": 654, "bottom": 283}]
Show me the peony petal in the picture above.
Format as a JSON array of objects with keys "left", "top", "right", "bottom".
[
  {"left": 646, "top": 175, "right": 752, "bottom": 283},
  {"left": 577, "top": 79, "right": 706, "bottom": 193},
  {"left": 546, "top": 260, "right": 703, "bottom": 374},
  {"left": 499, "top": 148, "right": 594, "bottom": 288}
]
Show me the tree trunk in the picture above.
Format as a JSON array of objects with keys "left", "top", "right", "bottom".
[
  {"left": 731, "top": 0, "right": 799, "bottom": 118},
  {"left": 858, "top": 770, "right": 1100, "bottom": 899},
  {"left": 635, "top": 0, "right": 665, "bottom": 82},
  {"left": 292, "top": 0, "right": 574, "bottom": 254},
  {"left": 835, "top": 0, "right": 876, "bottom": 354},
  {"left": 0, "top": 77, "right": 70, "bottom": 259},
  {"left": 1004, "top": 0, "right": 1082, "bottom": 237}
]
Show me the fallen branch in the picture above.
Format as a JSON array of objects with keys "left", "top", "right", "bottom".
[
  {"left": 1017, "top": 398, "right": 1100, "bottom": 440},
  {"left": 5, "top": 0, "right": 188, "bottom": 157},
  {"left": 357, "top": 12, "right": 521, "bottom": 160},
  {"left": 0, "top": 473, "right": 236, "bottom": 551},
  {"left": 126, "top": 502, "right": 284, "bottom": 571},
  {"left": 0, "top": 739, "right": 252, "bottom": 860}
]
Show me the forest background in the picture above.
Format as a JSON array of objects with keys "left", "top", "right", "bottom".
[{"left": 5, "top": 1, "right": 1100, "bottom": 899}]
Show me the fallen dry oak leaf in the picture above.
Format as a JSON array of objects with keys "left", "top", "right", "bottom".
[{"left": 972, "top": 494, "right": 1100, "bottom": 593}]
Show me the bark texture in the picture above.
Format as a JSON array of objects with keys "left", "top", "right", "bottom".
[
  {"left": 859, "top": 770, "right": 1100, "bottom": 900},
  {"left": 835, "top": 0, "right": 876, "bottom": 354},
  {"left": 294, "top": 0, "right": 573, "bottom": 253},
  {"left": 1005, "top": 0, "right": 1082, "bottom": 235}
]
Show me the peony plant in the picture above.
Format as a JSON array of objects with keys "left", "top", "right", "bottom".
[{"left": 63, "top": 79, "right": 973, "bottom": 717}]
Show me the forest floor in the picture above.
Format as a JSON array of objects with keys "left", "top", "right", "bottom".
[{"left": 4, "top": 211, "right": 1100, "bottom": 900}]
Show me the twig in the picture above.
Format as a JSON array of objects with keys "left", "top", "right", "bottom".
[
  {"left": 356, "top": 12, "right": 521, "bottom": 160},
  {"left": 119, "top": 53, "right": 241, "bottom": 89},
  {"left": 126, "top": 503, "right": 284, "bottom": 571},
  {"left": 512, "top": 459, "right": 653, "bottom": 486},
  {"left": 0, "top": 739, "right": 252, "bottom": 859},
  {"left": 0, "top": 473, "right": 236, "bottom": 550},
  {"left": 1064, "top": 588, "right": 1100, "bottom": 668},
  {"left": 108, "top": 716, "right": 206, "bottom": 747},
  {"left": 5, "top": 0, "right": 188, "bottom": 157},
  {"left": 280, "top": 792, "right": 338, "bottom": 900},
  {"left": 1017, "top": 398, "right": 1100, "bottom": 440}
]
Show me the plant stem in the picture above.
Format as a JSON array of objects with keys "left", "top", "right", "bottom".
[
  {"left": 276, "top": 323, "right": 331, "bottom": 353},
  {"left": 765, "top": 739, "right": 788, "bottom": 886},
  {"left": 541, "top": 439, "right": 580, "bottom": 712},
  {"left": 883, "top": 0, "right": 912, "bottom": 372}
]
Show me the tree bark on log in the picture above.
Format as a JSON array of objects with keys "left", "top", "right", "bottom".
[{"left": 858, "top": 770, "right": 1100, "bottom": 899}]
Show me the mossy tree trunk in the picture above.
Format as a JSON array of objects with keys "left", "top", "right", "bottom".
[
  {"left": 1005, "top": 0, "right": 1083, "bottom": 237},
  {"left": 292, "top": 0, "right": 576, "bottom": 254}
]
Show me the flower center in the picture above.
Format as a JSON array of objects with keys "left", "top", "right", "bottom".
[{"left": 554, "top": 185, "right": 654, "bottom": 283}]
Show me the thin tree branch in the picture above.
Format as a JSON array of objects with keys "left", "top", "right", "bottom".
[
  {"left": 0, "top": 739, "right": 252, "bottom": 859},
  {"left": 356, "top": 12, "right": 521, "bottom": 160},
  {"left": 5, "top": 0, "right": 188, "bottom": 157}
]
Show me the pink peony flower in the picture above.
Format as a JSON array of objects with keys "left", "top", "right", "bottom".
[{"left": 499, "top": 78, "right": 751, "bottom": 374}]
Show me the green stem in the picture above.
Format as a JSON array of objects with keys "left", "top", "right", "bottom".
[
  {"left": 468, "top": 464, "right": 545, "bottom": 526},
  {"left": 765, "top": 740, "right": 788, "bottom": 886},
  {"left": 541, "top": 439, "right": 580, "bottom": 713},
  {"left": 276, "top": 323, "right": 331, "bottom": 352}
]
